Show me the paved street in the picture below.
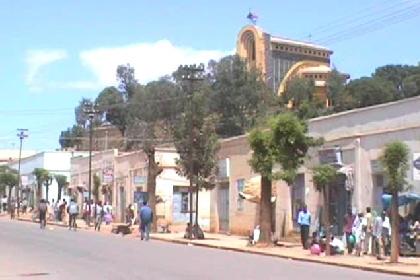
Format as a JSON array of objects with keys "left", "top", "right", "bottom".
[{"left": 0, "top": 219, "right": 415, "bottom": 280}]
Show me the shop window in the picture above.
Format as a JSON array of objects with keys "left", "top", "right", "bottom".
[{"left": 180, "top": 192, "right": 196, "bottom": 213}]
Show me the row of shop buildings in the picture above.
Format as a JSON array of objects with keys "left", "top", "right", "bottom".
[{"left": 7, "top": 95, "right": 420, "bottom": 237}]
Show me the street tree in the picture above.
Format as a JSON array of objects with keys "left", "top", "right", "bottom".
[
  {"left": 209, "top": 55, "right": 275, "bottom": 138},
  {"left": 380, "top": 141, "right": 410, "bottom": 263},
  {"left": 173, "top": 91, "right": 219, "bottom": 232},
  {"left": 33, "top": 168, "right": 50, "bottom": 205},
  {"left": 54, "top": 174, "right": 67, "bottom": 202},
  {"left": 312, "top": 164, "right": 338, "bottom": 256},
  {"left": 249, "top": 113, "right": 317, "bottom": 243},
  {"left": 128, "top": 78, "right": 180, "bottom": 231},
  {"left": 0, "top": 166, "right": 18, "bottom": 209}
]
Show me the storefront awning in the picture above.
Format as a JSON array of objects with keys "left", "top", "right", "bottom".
[{"left": 382, "top": 192, "right": 420, "bottom": 208}]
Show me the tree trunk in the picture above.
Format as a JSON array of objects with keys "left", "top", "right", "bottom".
[
  {"left": 146, "top": 146, "right": 162, "bottom": 233},
  {"left": 259, "top": 175, "right": 272, "bottom": 244},
  {"left": 390, "top": 190, "right": 400, "bottom": 263},
  {"left": 323, "top": 185, "right": 331, "bottom": 256},
  {"left": 36, "top": 184, "right": 42, "bottom": 206},
  {"left": 46, "top": 184, "right": 49, "bottom": 202},
  {"left": 7, "top": 186, "right": 13, "bottom": 210},
  {"left": 195, "top": 182, "right": 199, "bottom": 227}
]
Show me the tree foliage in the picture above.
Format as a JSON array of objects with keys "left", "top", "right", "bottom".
[
  {"left": 54, "top": 174, "right": 67, "bottom": 201},
  {"left": 248, "top": 113, "right": 317, "bottom": 243},
  {"left": 380, "top": 141, "right": 410, "bottom": 263},
  {"left": 33, "top": 168, "right": 50, "bottom": 204},
  {"left": 312, "top": 164, "right": 338, "bottom": 192},
  {"left": 173, "top": 91, "right": 219, "bottom": 184},
  {"left": 209, "top": 55, "right": 275, "bottom": 137},
  {"left": 59, "top": 125, "right": 84, "bottom": 150},
  {"left": 117, "top": 64, "right": 138, "bottom": 101},
  {"left": 381, "top": 141, "right": 410, "bottom": 193},
  {"left": 95, "top": 86, "right": 127, "bottom": 135}
]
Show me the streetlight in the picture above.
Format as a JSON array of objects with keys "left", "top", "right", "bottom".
[
  {"left": 83, "top": 102, "right": 98, "bottom": 226},
  {"left": 16, "top": 128, "right": 28, "bottom": 218},
  {"left": 178, "top": 63, "right": 205, "bottom": 239}
]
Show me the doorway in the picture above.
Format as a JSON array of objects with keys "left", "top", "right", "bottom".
[{"left": 217, "top": 184, "right": 229, "bottom": 232}]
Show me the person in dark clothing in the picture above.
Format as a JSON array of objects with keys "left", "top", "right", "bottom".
[
  {"left": 39, "top": 199, "right": 48, "bottom": 229},
  {"left": 139, "top": 201, "right": 153, "bottom": 241},
  {"left": 344, "top": 209, "right": 356, "bottom": 254}
]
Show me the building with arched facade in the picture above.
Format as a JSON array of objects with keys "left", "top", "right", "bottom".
[{"left": 237, "top": 25, "right": 342, "bottom": 104}]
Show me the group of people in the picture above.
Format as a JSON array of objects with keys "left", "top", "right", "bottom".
[
  {"left": 33, "top": 198, "right": 153, "bottom": 241},
  {"left": 124, "top": 202, "right": 154, "bottom": 240},
  {"left": 298, "top": 205, "right": 419, "bottom": 259},
  {"left": 1, "top": 195, "right": 29, "bottom": 219},
  {"left": 36, "top": 197, "right": 114, "bottom": 231}
]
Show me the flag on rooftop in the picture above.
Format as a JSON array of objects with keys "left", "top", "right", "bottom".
[{"left": 246, "top": 11, "right": 258, "bottom": 25}]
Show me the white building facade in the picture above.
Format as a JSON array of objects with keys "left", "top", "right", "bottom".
[{"left": 8, "top": 151, "right": 88, "bottom": 206}]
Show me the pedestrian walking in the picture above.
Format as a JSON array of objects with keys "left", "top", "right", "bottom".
[
  {"left": 363, "top": 207, "right": 373, "bottom": 255},
  {"left": 68, "top": 198, "right": 79, "bottom": 231},
  {"left": 1, "top": 195, "right": 7, "bottom": 213},
  {"left": 381, "top": 211, "right": 391, "bottom": 256},
  {"left": 139, "top": 201, "right": 153, "bottom": 241},
  {"left": 297, "top": 205, "right": 311, "bottom": 249},
  {"left": 126, "top": 204, "right": 135, "bottom": 226},
  {"left": 372, "top": 213, "right": 384, "bottom": 260},
  {"left": 352, "top": 213, "right": 365, "bottom": 256},
  {"left": 94, "top": 201, "right": 104, "bottom": 231},
  {"left": 53, "top": 199, "right": 59, "bottom": 221},
  {"left": 344, "top": 208, "right": 356, "bottom": 254},
  {"left": 61, "top": 199, "right": 68, "bottom": 224},
  {"left": 39, "top": 199, "right": 48, "bottom": 229}
]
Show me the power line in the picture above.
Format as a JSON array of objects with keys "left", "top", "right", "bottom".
[
  {"left": 302, "top": 0, "right": 406, "bottom": 39},
  {"left": 314, "top": 1, "right": 420, "bottom": 45}
]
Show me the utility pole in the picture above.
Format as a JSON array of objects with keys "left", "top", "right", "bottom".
[
  {"left": 16, "top": 129, "right": 28, "bottom": 218},
  {"left": 83, "top": 102, "right": 98, "bottom": 226},
  {"left": 178, "top": 64, "right": 205, "bottom": 239}
]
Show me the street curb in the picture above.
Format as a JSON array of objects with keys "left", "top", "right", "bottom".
[
  {"left": 150, "top": 236, "right": 420, "bottom": 278},
  {"left": 12, "top": 218, "right": 419, "bottom": 278}
]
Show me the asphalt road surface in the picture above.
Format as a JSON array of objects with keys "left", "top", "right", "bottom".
[{"left": 0, "top": 219, "right": 415, "bottom": 280}]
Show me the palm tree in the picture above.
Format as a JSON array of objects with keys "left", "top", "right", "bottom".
[
  {"left": 381, "top": 141, "right": 410, "bottom": 263},
  {"left": 54, "top": 174, "right": 68, "bottom": 201},
  {"left": 32, "top": 168, "right": 50, "bottom": 205},
  {"left": 0, "top": 166, "right": 18, "bottom": 210}
]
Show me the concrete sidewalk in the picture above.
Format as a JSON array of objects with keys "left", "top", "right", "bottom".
[
  {"left": 150, "top": 232, "right": 419, "bottom": 277},
  {"left": 9, "top": 215, "right": 419, "bottom": 277}
]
